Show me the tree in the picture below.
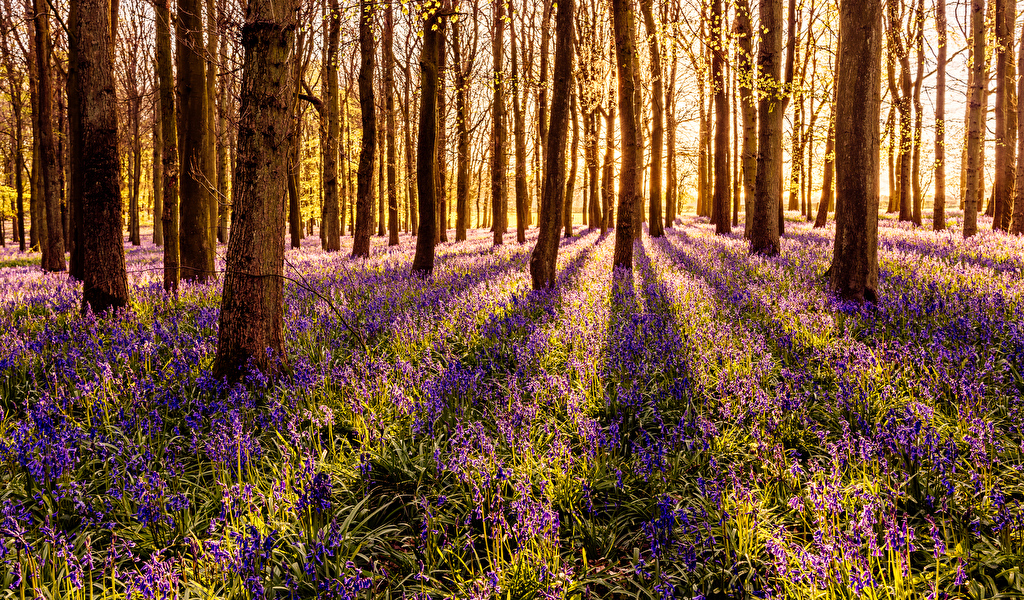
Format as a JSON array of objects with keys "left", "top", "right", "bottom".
[
  {"left": 610, "top": 0, "right": 640, "bottom": 269},
  {"left": 33, "top": 0, "right": 66, "bottom": 271},
  {"left": 351, "top": 0, "right": 376, "bottom": 258},
  {"left": 72, "top": 0, "right": 129, "bottom": 313},
  {"left": 0, "top": 4, "right": 27, "bottom": 253},
  {"left": 177, "top": 0, "right": 214, "bottom": 280},
  {"left": 735, "top": 0, "right": 757, "bottom": 235},
  {"left": 829, "top": 0, "right": 882, "bottom": 302},
  {"left": 410, "top": 3, "right": 443, "bottom": 275},
  {"left": 992, "top": 0, "right": 1015, "bottom": 230},
  {"left": 1014, "top": 18, "right": 1024, "bottom": 233},
  {"left": 385, "top": 0, "right": 399, "bottom": 246},
  {"left": 155, "top": 0, "right": 180, "bottom": 292},
  {"left": 214, "top": 0, "right": 297, "bottom": 380},
  {"left": 963, "top": 0, "right": 985, "bottom": 237},
  {"left": 322, "top": 0, "right": 341, "bottom": 251},
  {"left": 511, "top": 4, "right": 528, "bottom": 244},
  {"left": 639, "top": 0, "right": 664, "bottom": 237},
  {"left": 491, "top": 0, "right": 507, "bottom": 246},
  {"left": 711, "top": 0, "right": 730, "bottom": 235},
  {"left": 750, "top": 0, "right": 783, "bottom": 255},
  {"left": 933, "top": 0, "right": 947, "bottom": 231},
  {"left": 529, "top": 0, "right": 573, "bottom": 289}
]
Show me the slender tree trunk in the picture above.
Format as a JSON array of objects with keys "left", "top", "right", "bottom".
[
  {"left": 564, "top": 86, "right": 579, "bottom": 237},
  {"left": 411, "top": 7, "right": 442, "bottom": 274},
  {"left": 1013, "top": 12, "right": 1024, "bottom": 232},
  {"left": 610, "top": 0, "right": 640, "bottom": 268},
  {"left": 351, "top": 0, "right": 376, "bottom": 258},
  {"left": 887, "top": 0, "right": 913, "bottom": 225},
  {"left": 403, "top": 58, "right": 417, "bottom": 237},
  {"left": 530, "top": 0, "right": 573, "bottom": 288},
  {"left": 130, "top": 99, "right": 142, "bottom": 245},
  {"left": 491, "top": 0, "right": 507, "bottom": 246},
  {"left": 934, "top": 0, "right": 947, "bottom": 231},
  {"left": 217, "top": 0, "right": 230, "bottom": 243},
  {"left": 153, "top": 92, "right": 164, "bottom": 246},
  {"left": 177, "top": 0, "right": 213, "bottom": 280},
  {"left": 814, "top": 107, "right": 836, "bottom": 228},
  {"left": 0, "top": 21, "right": 27, "bottom": 252},
  {"left": 385, "top": 1, "right": 399, "bottom": 246},
  {"left": 33, "top": 0, "right": 66, "bottom": 271},
  {"left": 214, "top": 0, "right": 296, "bottom": 381},
  {"left": 829, "top": 0, "right": 882, "bottom": 302},
  {"left": 322, "top": 0, "right": 340, "bottom": 251},
  {"left": 512, "top": 11, "right": 529, "bottom": 243},
  {"left": 538, "top": 0, "right": 552, "bottom": 177},
  {"left": 712, "top": 0, "right": 731, "bottom": 234},
  {"left": 910, "top": 0, "right": 925, "bottom": 226},
  {"left": 666, "top": 35, "right": 678, "bottom": 229},
  {"left": 205, "top": 0, "right": 219, "bottom": 247},
  {"left": 156, "top": 0, "right": 179, "bottom": 291},
  {"left": 964, "top": 0, "right": 986, "bottom": 237},
  {"left": 435, "top": 35, "right": 449, "bottom": 244},
  {"left": 585, "top": 104, "right": 600, "bottom": 230},
  {"left": 601, "top": 95, "right": 616, "bottom": 233},
  {"left": 73, "top": 0, "right": 129, "bottom": 312},
  {"left": 750, "top": 0, "right": 783, "bottom": 255},
  {"left": 640, "top": 0, "right": 664, "bottom": 237}
]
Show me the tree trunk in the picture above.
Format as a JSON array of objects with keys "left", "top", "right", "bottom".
[
  {"left": 403, "top": 58, "right": 417, "bottom": 237},
  {"left": 993, "top": 0, "right": 1015, "bottom": 230},
  {"left": 814, "top": 107, "right": 836, "bottom": 228},
  {"left": 435, "top": 34, "right": 448, "bottom": 245},
  {"left": 156, "top": 0, "right": 179, "bottom": 291},
  {"left": 538, "top": 0, "right": 552, "bottom": 177},
  {"left": 385, "top": 1, "right": 399, "bottom": 246},
  {"left": 322, "top": 0, "right": 341, "bottom": 251},
  {"left": 964, "top": 0, "right": 985, "bottom": 237},
  {"left": 601, "top": 95, "right": 616, "bottom": 233},
  {"left": 910, "top": 0, "right": 925, "bottom": 226},
  {"left": 512, "top": 11, "right": 529, "bottom": 244},
  {"left": 411, "top": 7, "right": 442, "bottom": 275},
  {"left": 1013, "top": 12, "right": 1024, "bottom": 233},
  {"left": 933, "top": 0, "right": 947, "bottom": 231},
  {"left": 130, "top": 97, "right": 142, "bottom": 245},
  {"left": 153, "top": 91, "right": 164, "bottom": 246},
  {"left": 530, "top": 0, "right": 573, "bottom": 289},
  {"left": 640, "top": 0, "right": 664, "bottom": 237},
  {"left": 213, "top": 0, "right": 296, "bottom": 381},
  {"left": 73, "top": 0, "right": 129, "bottom": 313},
  {"left": 830, "top": 0, "right": 882, "bottom": 302},
  {"left": 351, "top": 0, "right": 375, "bottom": 258},
  {"left": 610, "top": 0, "right": 640, "bottom": 269},
  {"left": 177, "top": 0, "right": 213, "bottom": 280},
  {"left": 564, "top": 86, "right": 579, "bottom": 237},
  {"left": 712, "top": 0, "right": 730, "bottom": 235},
  {"left": 205, "top": 0, "right": 219, "bottom": 247},
  {"left": 217, "top": 0, "right": 230, "bottom": 243},
  {"left": 33, "top": 0, "right": 66, "bottom": 271},
  {"left": 0, "top": 20, "right": 27, "bottom": 252},
  {"left": 750, "top": 0, "right": 783, "bottom": 255},
  {"left": 666, "top": 33, "right": 678, "bottom": 229},
  {"left": 491, "top": 0, "right": 507, "bottom": 246}
]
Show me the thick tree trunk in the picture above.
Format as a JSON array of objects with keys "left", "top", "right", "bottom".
[
  {"left": 491, "top": 0, "right": 507, "bottom": 246},
  {"left": 993, "top": 0, "right": 1015, "bottom": 230},
  {"left": 530, "top": 0, "right": 573, "bottom": 289},
  {"left": 640, "top": 0, "right": 664, "bottom": 237},
  {"left": 610, "top": 0, "right": 640, "bottom": 269},
  {"left": 750, "top": 0, "right": 783, "bottom": 255},
  {"left": 712, "top": 0, "right": 730, "bottom": 235},
  {"left": 213, "top": 0, "right": 296, "bottom": 381},
  {"left": 322, "top": 0, "right": 341, "bottom": 251},
  {"left": 964, "top": 0, "right": 985, "bottom": 237},
  {"left": 73, "top": 0, "right": 129, "bottom": 313},
  {"left": 351, "top": 0, "right": 376, "bottom": 258},
  {"left": 156, "top": 0, "right": 179, "bottom": 291},
  {"left": 830, "top": 0, "right": 882, "bottom": 302},
  {"left": 33, "top": 0, "right": 66, "bottom": 271},
  {"left": 411, "top": 8, "right": 442, "bottom": 275},
  {"left": 177, "top": 0, "right": 213, "bottom": 280},
  {"left": 934, "top": 0, "right": 947, "bottom": 231}
]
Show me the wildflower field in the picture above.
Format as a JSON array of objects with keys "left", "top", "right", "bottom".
[{"left": 1, "top": 214, "right": 1023, "bottom": 599}]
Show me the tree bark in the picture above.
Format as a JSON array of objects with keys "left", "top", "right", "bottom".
[
  {"left": 750, "top": 0, "right": 783, "bottom": 255},
  {"left": 152, "top": 91, "right": 164, "bottom": 246},
  {"left": 814, "top": 107, "right": 836, "bottom": 228},
  {"left": 610, "top": 0, "right": 640, "bottom": 269},
  {"left": 910, "top": 0, "right": 925, "bottom": 226},
  {"left": 385, "top": 1, "right": 399, "bottom": 246},
  {"left": 0, "top": 16, "right": 27, "bottom": 252},
  {"left": 530, "top": 0, "right": 573, "bottom": 289},
  {"left": 735, "top": 0, "right": 757, "bottom": 236},
  {"left": 1013, "top": 11, "right": 1024, "bottom": 233},
  {"left": 830, "top": 0, "right": 882, "bottom": 303},
  {"left": 639, "top": 0, "right": 664, "bottom": 237},
  {"left": 213, "top": 0, "right": 296, "bottom": 381},
  {"left": 993, "top": 0, "right": 1015, "bottom": 230},
  {"left": 177, "top": 0, "right": 213, "bottom": 280},
  {"left": 933, "top": 0, "right": 947, "bottom": 231},
  {"left": 512, "top": 9, "right": 529, "bottom": 244},
  {"left": 564, "top": 86, "right": 579, "bottom": 238},
  {"left": 205, "top": 0, "right": 219, "bottom": 247},
  {"left": 411, "top": 6, "right": 442, "bottom": 275},
  {"left": 491, "top": 0, "right": 507, "bottom": 246},
  {"left": 322, "top": 0, "right": 341, "bottom": 251},
  {"left": 351, "top": 0, "right": 376, "bottom": 258},
  {"left": 33, "top": 0, "right": 66, "bottom": 271},
  {"left": 73, "top": 0, "right": 129, "bottom": 313},
  {"left": 712, "top": 0, "right": 730, "bottom": 235},
  {"left": 964, "top": 0, "right": 985, "bottom": 237},
  {"left": 156, "top": 0, "right": 179, "bottom": 291}
]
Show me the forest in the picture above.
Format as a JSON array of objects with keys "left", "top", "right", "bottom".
[{"left": 1, "top": 0, "right": 1024, "bottom": 596}]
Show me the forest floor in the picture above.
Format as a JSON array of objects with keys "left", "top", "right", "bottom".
[{"left": 1, "top": 212, "right": 1022, "bottom": 599}]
